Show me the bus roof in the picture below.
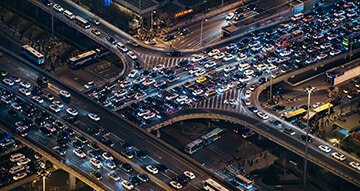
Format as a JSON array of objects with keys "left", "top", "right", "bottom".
[
  {"left": 314, "top": 103, "right": 333, "bottom": 113},
  {"left": 68, "top": 50, "right": 97, "bottom": 62},
  {"left": 283, "top": 108, "right": 307, "bottom": 119},
  {"left": 22, "top": 45, "right": 44, "bottom": 58},
  {"left": 235, "top": 174, "right": 253, "bottom": 184},
  {"left": 185, "top": 139, "right": 203, "bottom": 148},
  {"left": 203, "top": 178, "right": 230, "bottom": 191},
  {"left": 201, "top": 128, "right": 223, "bottom": 140}
]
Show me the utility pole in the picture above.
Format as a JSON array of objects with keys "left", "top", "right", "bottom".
[
  {"left": 200, "top": 19, "right": 207, "bottom": 47},
  {"left": 303, "top": 86, "right": 316, "bottom": 191}
]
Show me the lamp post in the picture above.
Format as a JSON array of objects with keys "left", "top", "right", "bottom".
[
  {"left": 151, "top": 11, "right": 156, "bottom": 31},
  {"left": 303, "top": 86, "right": 316, "bottom": 191},
  {"left": 200, "top": 19, "right": 208, "bottom": 47}
]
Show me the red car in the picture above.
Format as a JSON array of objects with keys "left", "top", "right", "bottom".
[{"left": 183, "top": 64, "right": 195, "bottom": 71}]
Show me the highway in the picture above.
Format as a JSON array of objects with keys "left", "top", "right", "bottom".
[{"left": 0, "top": 49, "right": 237, "bottom": 190}]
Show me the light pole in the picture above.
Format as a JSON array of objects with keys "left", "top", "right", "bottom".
[
  {"left": 151, "top": 11, "right": 156, "bottom": 31},
  {"left": 42, "top": 176, "right": 46, "bottom": 191},
  {"left": 303, "top": 86, "right": 316, "bottom": 191},
  {"left": 200, "top": 19, "right": 207, "bottom": 47}
]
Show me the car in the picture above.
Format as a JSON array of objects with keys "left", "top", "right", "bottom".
[
  {"left": 84, "top": 81, "right": 95, "bottom": 89},
  {"left": 89, "top": 18, "right": 100, "bottom": 25},
  {"left": 52, "top": 4, "right": 64, "bottom": 12},
  {"left": 3, "top": 78, "right": 14, "bottom": 86},
  {"left": 226, "top": 12, "right": 235, "bottom": 20},
  {"left": 105, "top": 159, "right": 116, "bottom": 169},
  {"left": 73, "top": 149, "right": 86, "bottom": 158},
  {"left": 91, "top": 28, "right": 101, "bottom": 36},
  {"left": 66, "top": 107, "right": 78, "bottom": 116},
  {"left": 330, "top": 49, "right": 341, "bottom": 56},
  {"left": 183, "top": 170, "right": 195, "bottom": 180},
  {"left": 90, "top": 158, "right": 103, "bottom": 168},
  {"left": 164, "top": 34, "right": 176, "bottom": 41},
  {"left": 37, "top": 76, "right": 49, "bottom": 87},
  {"left": 109, "top": 172, "right": 121, "bottom": 182},
  {"left": 332, "top": 152, "right": 346, "bottom": 161},
  {"left": 122, "top": 180, "right": 134, "bottom": 190},
  {"left": 213, "top": 52, "right": 225, "bottom": 60},
  {"left": 53, "top": 146, "right": 66, "bottom": 156},
  {"left": 145, "top": 165, "right": 158, "bottom": 174},
  {"left": 299, "top": 135, "right": 313, "bottom": 143},
  {"left": 283, "top": 128, "right": 295, "bottom": 135},
  {"left": 242, "top": 131, "right": 255, "bottom": 138},
  {"left": 32, "top": 96, "right": 44, "bottom": 103},
  {"left": 170, "top": 180, "right": 182, "bottom": 189},
  {"left": 121, "top": 163, "right": 133, "bottom": 173},
  {"left": 155, "top": 163, "right": 169, "bottom": 173},
  {"left": 318, "top": 145, "right": 331, "bottom": 153},
  {"left": 49, "top": 104, "right": 61, "bottom": 113},
  {"left": 121, "top": 150, "right": 135, "bottom": 159},
  {"left": 196, "top": 76, "right": 207, "bottom": 83},
  {"left": 127, "top": 51, "right": 137, "bottom": 60},
  {"left": 106, "top": 35, "right": 116, "bottom": 44},
  {"left": 19, "top": 81, "right": 31, "bottom": 88},
  {"left": 169, "top": 50, "right": 182, "bottom": 56},
  {"left": 88, "top": 113, "right": 100, "bottom": 121},
  {"left": 59, "top": 90, "right": 71, "bottom": 98},
  {"left": 204, "top": 62, "right": 217, "bottom": 68},
  {"left": 208, "top": 49, "right": 220, "bottom": 56},
  {"left": 90, "top": 171, "right": 102, "bottom": 180},
  {"left": 13, "top": 172, "right": 27, "bottom": 180},
  {"left": 223, "top": 99, "right": 237, "bottom": 106},
  {"left": 349, "top": 161, "right": 360, "bottom": 171},
  {"left": 217, "top": 86, "right": 230, "bottom": 94},
  {"left": 17, "top": 158, "right": 31, "bottom": 166},
  {"left": 178, "top": 27, "right": 190, "bottom": 35}
]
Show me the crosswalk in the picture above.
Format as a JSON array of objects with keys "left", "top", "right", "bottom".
[
  {"left": 138, "top": 53, "right": 190, "bottom": 70},
  {"left": 207, "top": 144, "right": 233, "bottom": 162},
  {"left": 192, "top": 88, "right": 247, "bottom": 113}
]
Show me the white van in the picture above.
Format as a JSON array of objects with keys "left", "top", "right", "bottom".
[
  {"left": 291, "top": 13, "right": 304, "bottom": 21},
  {"left": 10, "top": 153, "right": 26, "bottom": 162},
  {"left": 238, "top": 63, "right": 251, "bottom": 71},
  {"left": 64, "top": 10, "right": 75, "bottom": 20}
]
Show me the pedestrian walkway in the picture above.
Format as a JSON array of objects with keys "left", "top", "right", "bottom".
[{"left": 138, "top": 53, "right": 190, "bottom": 69}]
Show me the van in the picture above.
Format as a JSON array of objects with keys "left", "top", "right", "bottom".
[
  {"left": 64, "top": 10, "right": 75, "bottom": 20},
  {"left": 10, "top": 165, "right": 28, "bottom": 174},
  {"left": 291, "top": 13, "right": 304, "bottom": 21},
  {"left": 10, "top": 153, "right": 26, "bottom": 162}
]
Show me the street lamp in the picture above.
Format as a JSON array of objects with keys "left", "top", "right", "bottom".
[
  {"left": 151, "top": 11, "right": 156, "bottom": 31},
  {"left": 303, "top": 85, "right": 316, "bottom": 191},
  {"left": 200, "top": 19, "right": 208, "bottom": 47}
]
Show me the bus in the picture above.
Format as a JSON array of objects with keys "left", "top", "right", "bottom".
[
  {"left": 201, "top": 128, "right": 224, "bottom": 145},
  {"left": 67, "top": 50, "right": 98, "bottom": 69},
  {"left": 342, "top": 32, "right": 360, "bottom": 49},
  {"left": 203, "top": 178, "right": 230, "bottom": 191},
  {"left": 233, "top": 174, "right": 253, "bottom": 190},
  {"left": 21, "top": 45, "right": 45, "bottom": 64},
  {"left": 282, "top": 108, "right": 307, "bottom": 121},
  {"left": 75, "top": 16, "right": 90, "bottom": 29},
  {"left": 184, "top": 138, "right": 204, "bottom": 154}
]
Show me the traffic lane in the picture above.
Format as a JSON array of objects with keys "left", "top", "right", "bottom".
[
  {"left": 185, "top": 108, "right": 360, "bottom": 179},
  {"left": 0, "top": 55, "right": 209, "bottom": 190}
]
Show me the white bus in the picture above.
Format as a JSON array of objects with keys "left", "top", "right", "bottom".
[
  {"left": 203, "top": 178, "right": 230, "bottom": 191},
  {"left": 233, "top": 174, "right": 253, "bottom": 190},
  {"left": 184, "top": 139, "right": 204, "bottom": 154},
  {"left": 22, "top": 45, "right": 45, "bottom": 64},
  {"left": 75, "top": 16, "right": 90, "bottom": 29},
  {"left": 10, "top": 153, "right": 26, "bottom": 162},
  {"left": 63, "top": 10, "right": 75, "bottom": 20},
  {"left": 67, "top": 49, "right": 98, "bottom": 69}
]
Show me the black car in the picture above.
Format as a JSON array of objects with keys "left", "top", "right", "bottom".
[
  {"left": 299, "top": 135, "right": 313, "bottom": 143},
  {"left": 247, "top": 4, "right": 257, "bottom": 10},
  {"left": 90, "top": 171, "right": 102, "bottom": 180},
  {"left": 175, "top": 174, "right": 190, "bottom": 185},
  {"left": 121, "top": 142, "right": 133, "bottom": 150},
  {"left": 133, "top": 61, "right": 142, "bottom": 69},
  {"left": 234, "top": 7, "right": 244, "bottom": 14},
  {"left": 106, "top": 35, "right": 116, "bottom": 44},
  {"left": 129, "top": 176, "right": 142, "bottom": 186},
  {"left": 137, "top": 173, "right": 149, "bottom": 182},
  {"left": 178, "top": 27, "right": 190, "bottom": 36},
  {"left": 202, "top": 47, "right": 213, "bottom": 54},
  {"left": 121, "top": 163, "right": 133, "bottom": 173},
  {"left": 136, "top": 151, "right": 148, "bottom": 159},
  {"left": 72, "top": 140, "right": 84, "bottom": 149},
  {"left": 40, "top": 127, "right": 52, "bottom": 136},
  {"left": 169, "top": 50, "right": 182, "bottom": 57},
  {"left": 155, "top": 164, "right": 169, "bottom": 173},
  {"left": 37, "top": 76, "right": 49, "bottom": 87},
  {"left": 164, "top": 35, "right": 176, "bottom": 41}
]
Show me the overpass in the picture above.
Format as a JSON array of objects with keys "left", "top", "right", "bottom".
[{"left": 0, "top": 125, "right": 106, "bottom": 191}]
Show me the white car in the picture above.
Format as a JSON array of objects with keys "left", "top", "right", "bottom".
[
  {"left": 191, "top": 55, "right": 203, "bottom": 62},
  {"left": 239, "top": 75, "right": 252, "bottom": 82},
  {"left": 153, "top": 64, "right": 165, "bottom": 72},
  {"left": 145, "top": 165, "right": 158, "bottom": 174},
  {"left": 59, "top": 90, "right": 71, "bottom": 98},
  {"left": 192, "top": 89, "right": 204, "bottom": 96},
  {"left": 217, "top": 86, "right": 229, "bottom": 93},
  {"left": 224, "top": 64, "right": 237, "bottom": 72},
  {"left": 280, "top": 50, "right": 292, "bottom": 57},
  {"left": 11, "top": 103, "right": 22, "bottom": 110},
  {"left": 127, "top": 51, "right": 137, "bottom": 60},
  {"left": 137, "top": 109, "right": 151, "bottom": 117},
  {"left": 236, "top": 53, "right": 247, "bottom": 61},
  {"left": 122, "top": 180, "right": 134, "bottom": 190},
  {"left": 257, "top": 112, "right": 269, "bottom": 120},
  {"left": 319, "top": 145, "right": 331, "bottom": 153},
  {"left": 17, "top": 158, "right": 31, "bottom": 166},
  {"left": 143, "top": 112, "right": 156, "bottom": 120},
  {"left": 320, "top": 42, "right": 332, "bottom": 49},
  {"left": 109, "top": 172, "right": 121, "bottom": 182},
  {"left": 102, "top": 152, "right": 113, "bottom": 160},
  {"left": 19, "top": 88, "right": 31, "bottom": 96},
  {"left": 170, "top": 180, "right": 182, "bottom": 189},
  {"left": 49, "top": 104, "right": 61, "bottom": 113},
  {"left": 349, "top": 161, "right": 360, "bottom": 171},
  {"left": 189, "top": 67, "right": 202, "bottom": 75},
  {"left": 317, "top": 53, "right": 328, "bottom": 60},
  {"left": 245, "top": 89, "right": 252, "bottom": 98},
  {"left": 204, "top": 62, "right": 217, "bottom": 68},
  {"left": 3, "top": 78, "right": 14, "bottom": 86},
  {"left": 20, "top": 81, "right": 32, "bottom": 88},
  {"left": 208, "top": 49, "right": 220, "bottom": 57},
  {"left": 73, "top": 149, "right": 86, "bottom": 158},
  {"left": 105, "top": 159, "right": 116, "bottom": 169},
  {"left": 226, "top": 43, "right": 237, "bottom": 50},
  {"left": 244, "top": 69, "right": 254, "bottom": 76},
  {"left": 176, "top": 95, "right": 188, "bottom": 103},
  {"left": 128, "top": 70, "right": 138, "bottom": 78},
  {"left": 194, "top": 69, "right": 206, "bottom": 76},
  {"left": 53, "top": 4, "right": 64, "bottom": 12},
  {"left": 223, "top": 54, "right": 236, "bottom": 61},
  {"left": 183, "top": 170, "right": 195, "bottom": 179},
  {"left": 116, "top": 42, "right": 128, "bottom": 52},
  {"left": 66, "top": 107, "right": 78, "bottom": 116},
  {"left": 223, "top": 99, "right": 237, "bottom": 106},
  {"left": 213, "top": 52, "right": 225, "bottom": 60},
  {"left": 13, "top": 172, "right": 27, "bottom": 181},
  {"left": 331, "top": 152, "right": 346, "bottom": 162},
  {"left": 90, "top": 158, "right": 103, "bottom": 168},
  {"left": 120, "top": 80, "right": 132, "bottom": 88},
  {"left": 88, "top": 113, "right": 100, "bottom": 121},
  {"left": 330, "top": 49, "right": 341, "bottom": 56},
  {"left": 226, "top": 12, "right": 235, "bottom": 20},
  {"left": 32, "top": 96, "right": 44, "bottom": 103},
  {"left": 244, "top": 99, "right": 251, "bottom": 106}
]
